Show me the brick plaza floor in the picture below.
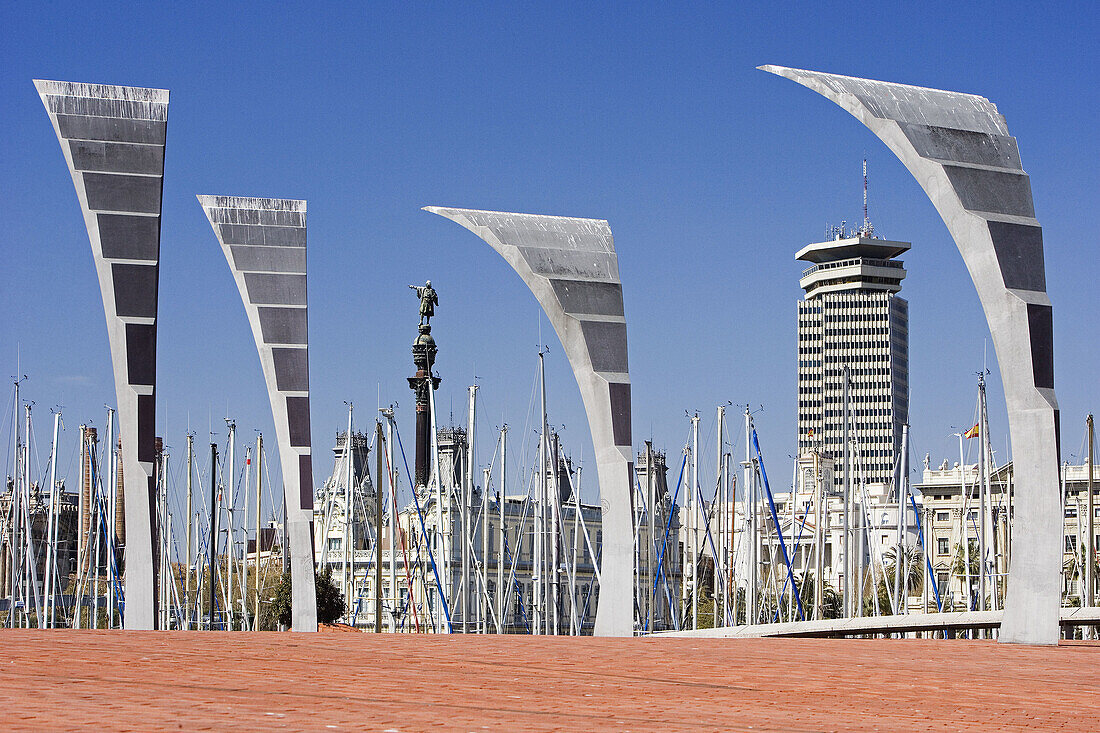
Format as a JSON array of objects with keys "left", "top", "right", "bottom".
[{"left": 0, "top": 631, "right": 1096, "bottom": 731}]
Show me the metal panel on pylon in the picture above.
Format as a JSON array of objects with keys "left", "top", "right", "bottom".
[
  {"left": 424, "top": 206, "right": 635, "bottom": 636},
  {"left": 35, "top": 79, "right": 168, "bottom": 630},
  {"left": 761, "top": 65, "right": 1060, "bottom": 644},
  {"left": 198, "top": 195, "right": 318, "bottom": 631}
]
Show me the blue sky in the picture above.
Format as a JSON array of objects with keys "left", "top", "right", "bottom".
[{"left": 1, "top": 2, "right": 1097, "bottom": 519}]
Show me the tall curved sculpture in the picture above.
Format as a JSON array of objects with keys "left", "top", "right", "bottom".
[
  {"left": 761, "top": 66, "right": 1060, "bottom": 644},
  {"left": 35, "top": 79, "right": 168, "bottom": 630},
  {"left": 198, "top": 195, "right": 318, "bottom": 631},
  {"left": 424, "top": 207, "right": 635, "bottom": 636}
]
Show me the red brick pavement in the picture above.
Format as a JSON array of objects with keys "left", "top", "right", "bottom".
[{"left": 0, "top": 631, "right": 1096, "bottom": 731}]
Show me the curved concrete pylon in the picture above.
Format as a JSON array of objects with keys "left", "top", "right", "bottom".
[
  {"left": 424, "top": 207, "right": 635, "bottom": 636},
  {"left": 35, "top": 79, "right": 168, "bottom": 630},
  {"left": 198, "top": 195, "right": 318, "bottom": 631},
  {"left": 761, "top": 65, "right": 1060, "bottom": 644}
]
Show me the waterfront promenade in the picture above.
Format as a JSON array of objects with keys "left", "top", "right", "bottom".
[{"left": 1, "top": 631, "right": 1096, "bottom": 730}]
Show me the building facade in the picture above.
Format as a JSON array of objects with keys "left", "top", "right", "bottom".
[
  {"left": 315, "top": 428, "right": 681, "bottom": 633},
  {"left": 917, "top": 459, "right": 1100, "bottom": 610},
  {"left": 796, "top": 233, "right": 910, "bottom": 489}
]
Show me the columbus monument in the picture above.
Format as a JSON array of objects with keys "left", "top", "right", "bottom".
[{"left": 408, "top": 281, "right": 441, "bottom": 488}]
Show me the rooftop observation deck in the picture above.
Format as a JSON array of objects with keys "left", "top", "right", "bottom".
[
  {"left": 796, "top": 235, "right": 911, "bottom": 263},
  {"left": 797, "top": 236, "right": 911, "bottom": 298}
]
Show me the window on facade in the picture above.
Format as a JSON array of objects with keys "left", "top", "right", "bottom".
[
  {"left": 1066, "top": 535, "right": 1076, "bottom": 552},
  {"left": 937, "top": 538, "right": 949, "bottom": 555},
  {"left": 936, "top": 511, "right": 950, "bottom": 523}
]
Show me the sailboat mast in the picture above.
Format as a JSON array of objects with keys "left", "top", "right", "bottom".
[
  {"left": 1087, "top": 414, "right": 1095, "bottom": 617},
  {"left": 226, "top": 420, "right": 236, "bottom": 630},
  {"left": 42, "top": 411, "right": 61, "bottom": 628},
  {"left": 497, "top": 425, "right": 506, "bottom": 634},
  {"left": 8, "top": 379, "right": 19, "bottom": 629},
  {"left": 240, "top": 445, "right": 250, "bottom": 628},
  {"left": 550, "top": 432, "right": 561, "bottom": 635},
  {"left": 254, "top": 433, "right": 262, "bottom": 631},
  {"left": 743, "top": 406, "right": 755, "bottom": 624},
  {"left": 207, "top": 442, "right": 218, "bottom": 630},
  {"left": 104, "top": 407, "right": 115, "bottom": 628},
  {"left": 715, "top": 407, "right": 725, "bottom": 627},
  {"left": 384, "top": 416, "right": 396, "bottom": 632},
  {"left": 536, "top": 350, "right": 548, "bottom": 635},
  {"left": 690, "top": 413, "right": 699, "bottom": 630},
  {"left": 958, "top": 432, "right": 972, "bottom": 615},
  {"left": 645, "top": 440, "right": 655, "bottom": 631},
  {"left": 343, "top": 405, "right": 354, "bottom": 622},
  {"left": 842, "top": 365, "right": 851, "bottom": 618},
  {"left": 482, "top": 465, "right": 490, "bottom": 634},
  {"left": 977, "top": 375, "right": 988, "bottom": 612},
  {"left": 813, "top": 450, "right": 824, "bottom": 619},
  {"left": 463, "top": 385, "right": 476, "bottom": 633},
  {"left": 375, "top": 420, "right": 385, "bottom": 633},
  {"left": 185, "top": 434, "right": 194, "bottom": 629}
]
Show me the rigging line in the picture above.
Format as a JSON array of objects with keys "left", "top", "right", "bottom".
[
  {"left": 499, "top": 533, "right": 531, "bottom": 633},
  {"left": 687, "top": 470, "right": 735, "bottom": 627},
  {"left": 383, "top": 420, "right": 436, "bottom": 632},
  {"left": 382, "top": 439, "right": 420, "bottom": 633},
  {"left": 751, "top": 426, "right": 805, "bottom": 621},
  {"left": 559, "top": 458, "right": 601, "bottom": 587},
  {"left": 1, "top": 382, "right": 16, "bottom": 479},
  {"left": 392, "top": 421, "right": 453, "bottom": 632},
  {"left": 517, "top": 360, "right": 540, "bottom": 493},
  {"left": 502, "top": 470, "right": 536, "bottom": 619},
  {"left": 910, "top": 492, "right": 943, "bottom": 612},
  {"left": 577, "top": 541, "right": 603, "bottom": 627},
  {"left": 771, "top": 499, "right": 813, "bottom": 623},
  {"left": 646, "top": 451, "right": 687, "bottom": 632}
]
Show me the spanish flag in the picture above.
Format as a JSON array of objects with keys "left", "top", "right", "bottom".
[{"left": 964, "top": 423, "right": 980, "bottom": 439}]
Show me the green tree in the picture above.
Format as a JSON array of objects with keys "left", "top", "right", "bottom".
[
  {"left": 799, "top": 572, "right": 842, "bottom": 619},
  {"left": 951, "top": 539, "right": 981, "bottom": 579},
  {"left": 272, "top": 567, "right": 345, "bottom": 627}
]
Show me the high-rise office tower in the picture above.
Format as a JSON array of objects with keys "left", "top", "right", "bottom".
[{"left": 796, "top": 229, "right": 909, "bottom": 490}]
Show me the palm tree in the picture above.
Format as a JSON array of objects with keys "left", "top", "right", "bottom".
[
  {"left": 884, "top": 542, "right": 924, "bottom": 594},
  {"left": 798, "top": 572, "right": 842, "bottom": 619}
]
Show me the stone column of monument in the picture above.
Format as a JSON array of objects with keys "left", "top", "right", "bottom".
[
  {"left": 408, "top": 282, "right": 441, "bottom": 489},
  {"left": 35, "top": 80, "right": 168, "bottom": 630},
  {"left": 197, "top": 195, "right": 318, "bottom": 631},
  {"left": 761, "top": 66, "right": 1061, "bottom": 644},
  {"left": 424, "top": 207, "right": 635, "bottom": 636}
]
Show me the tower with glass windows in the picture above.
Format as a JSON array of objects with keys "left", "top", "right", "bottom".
[{"left": 796, "top": 232, "right": 909, "bottom": 490}]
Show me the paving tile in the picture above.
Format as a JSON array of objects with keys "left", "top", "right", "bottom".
[{"left": 0, "top": 632, "right": 1097, "bottom": 731}]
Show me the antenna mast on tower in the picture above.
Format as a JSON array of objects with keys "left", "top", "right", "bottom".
[{"left": 860, "top": 158, "right": 875, "bottom": 238}]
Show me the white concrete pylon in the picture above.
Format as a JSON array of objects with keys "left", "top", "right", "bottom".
[{"left": 761, "top": 65, "right": 1061, "bottom": 644}]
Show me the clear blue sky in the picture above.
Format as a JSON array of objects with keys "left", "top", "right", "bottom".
[{"left": 1, "top": 2, "right": 1097, "bottom": 518}]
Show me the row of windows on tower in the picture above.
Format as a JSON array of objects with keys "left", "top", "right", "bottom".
[
  {"left": 823, "top": 353, "right": 889, "bottom": 363},
  {"left": 796, "top": 445, "right": 896, "bottom": 460},
  {"left": 799, "top": 381, "right": 892, "bottom": 395},
  {"left": 825, "top": 393, "right": 892, "bottom": 403},
  {"left": 800, "top": 416, "right": 895, "bottom": 432},
  {"left": 820, "top": 308, "right": 891, "bottom": 320},
  {"left": 818, "top": 435, "right": 894, "bottom": 447},
  {"left": 819, "top": 367, "right": 892, "bottom": 378},
  {"left": 822, "top": 408, "right": 894, "bottom": 418},
  {"left": 823, "top": 327, "right": 892, "bottom": 337}
]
